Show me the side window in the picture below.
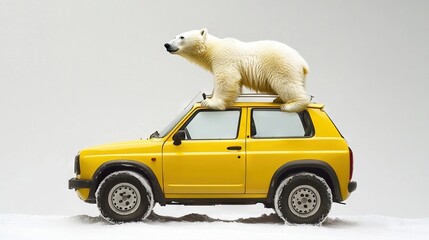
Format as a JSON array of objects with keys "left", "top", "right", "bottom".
[
  {"left": 183, "top": 110, "right": 241, "bottom": 140},
  {"left": 251, "top": 109, "right": 311, "bottom": 138}
]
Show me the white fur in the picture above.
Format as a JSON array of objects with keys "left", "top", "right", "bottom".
[{"left": 165, "top": 29, "right": 310, "bottom": 112}]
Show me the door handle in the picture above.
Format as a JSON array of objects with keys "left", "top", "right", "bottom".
[{"left": 227, "top": 146, "right": 242, "bottom": 150}]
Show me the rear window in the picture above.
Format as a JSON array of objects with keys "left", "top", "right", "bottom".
[{"left": 251, "top": 109, "right": 313, "bottom": 138}]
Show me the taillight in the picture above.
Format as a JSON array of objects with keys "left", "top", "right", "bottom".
[
  {"left": 349, "top": 147, "right": 354, "bottom": 180},
  {"left": 74, "top": 153, "right": 81, "bottom": 175}
]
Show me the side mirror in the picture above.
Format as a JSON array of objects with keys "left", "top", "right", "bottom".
[{"left": 173, "top": 130, "right": 186, "bottom": 146}]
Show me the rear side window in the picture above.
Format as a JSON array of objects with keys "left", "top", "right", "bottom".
[{"left": 251, "top": 109, "right": 313, "bottom": 138}]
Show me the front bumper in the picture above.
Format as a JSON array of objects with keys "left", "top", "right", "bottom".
[
  {"left": 348, "top": 181, "right": 357, "bottom": 193},
  {"left": 68, "top": 178, "right": 93, "bottom": 190}
]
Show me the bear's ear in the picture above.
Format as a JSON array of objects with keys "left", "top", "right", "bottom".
[{"left": 200, "top": 28, "right": 208, "bottom": 38}]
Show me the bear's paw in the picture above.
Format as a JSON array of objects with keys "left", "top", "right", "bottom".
[{"left": 201, "top": 98, "right": 227, "bottom": 110}]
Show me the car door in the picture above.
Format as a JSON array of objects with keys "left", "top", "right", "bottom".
[{"left": 163, "top": 108, "right": 246, "bottom": 194}]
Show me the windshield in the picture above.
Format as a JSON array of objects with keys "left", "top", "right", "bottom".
[
  {"left": 149, "top": 103, "right": 193, "bottom": 139},
  {"left": 149, "top": 92, "right": 205, "bottom": 139}
]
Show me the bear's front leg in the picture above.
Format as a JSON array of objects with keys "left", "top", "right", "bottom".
[
  {"left": 201, "top": 97, "right": 227, "bottom": 110},
  {"left": 201, "top": 72, "right": 241, "bottom": 110}
]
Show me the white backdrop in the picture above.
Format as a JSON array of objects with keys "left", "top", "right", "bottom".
[{"left": 0, "top": 0, "right": 428, "bottom": 218}]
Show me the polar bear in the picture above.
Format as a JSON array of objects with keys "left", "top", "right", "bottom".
[{"left": 164, "top": 28, "right": 310, "bottom": 112}]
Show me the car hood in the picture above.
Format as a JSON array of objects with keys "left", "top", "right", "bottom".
[{"left": 79, "top": 138, "right": 163, "bottom": 156}]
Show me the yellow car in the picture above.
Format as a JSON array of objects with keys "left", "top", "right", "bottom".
[{"left": 69, "top": 94, "right": 357, "bottom": 224}]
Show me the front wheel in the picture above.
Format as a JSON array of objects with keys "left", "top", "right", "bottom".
[
  {"left": 274, "top": 172, "right": 332, "bottom": 225},
  {"left": 96, "top": 171, "right": 154, "bottom": 224}
]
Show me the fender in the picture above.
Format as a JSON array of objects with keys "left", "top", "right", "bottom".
[
  {"left": 86, "top": 160, "right": 166, "bottom": 205},
  {"left": 266, "top": 160, "right": 342, "bottom": 203}
]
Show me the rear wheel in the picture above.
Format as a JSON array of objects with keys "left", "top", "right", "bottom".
[
  {"left": 274, "top": 172, "right": 332, "bottom": 225},
  {"left": 96, "top": 171, "right": 154, "bottom": 223}
]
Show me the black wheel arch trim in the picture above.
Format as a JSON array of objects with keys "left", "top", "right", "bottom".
[
  {"left": 85, "top": 160, "right": 166, "bottom": 205},
  {"left": 267, "top": 160, "right": 343, "bottom": 204}
]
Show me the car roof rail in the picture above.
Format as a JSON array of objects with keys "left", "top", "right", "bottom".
[
  {"left": 202, "top": 93, "right": 315, "bottom": 103},
  {"left": 237, "top": 93, "right": 277, "bottom": 98},
  {"left": 236, "top": 94, "right": 277, "bottom": 102},
  {"left": 202, "top": 93, "right": 277, "bottom": 101}
]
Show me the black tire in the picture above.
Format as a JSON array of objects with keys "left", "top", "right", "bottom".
[
  {"left": 96, "top": 171, "right": 154, "bottom": 224},
  {"left": 274, "top": 172, "right": 332, "bottom": 225}
]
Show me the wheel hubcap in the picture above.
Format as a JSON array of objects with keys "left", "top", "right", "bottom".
[
  {"left": 288, "top": 185, "right": 321, "bottom": 218},
  {"left": 108, "top": 183, "right": 141, "bottom": 215}
]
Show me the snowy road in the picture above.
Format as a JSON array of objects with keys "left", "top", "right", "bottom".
[{"left": 1, "top": 212, "right": 428, "bottom": 240}]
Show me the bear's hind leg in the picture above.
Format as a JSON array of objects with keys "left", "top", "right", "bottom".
[
  {"left": 274, "top": 82, "right": 309, "bottom": 112},
  {"left": 280, "top": 97, "right": 309, "bottom": 112}
]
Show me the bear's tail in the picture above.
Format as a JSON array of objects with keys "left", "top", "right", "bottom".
[
  {"left": 303, "top": 66, "right": 309, "bottom": 76},
  {"left": 302, "top": 65, "right": 309, "bottom": 87}
]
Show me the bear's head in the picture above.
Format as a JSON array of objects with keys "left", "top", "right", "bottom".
[{"left": 164, "top": 28, "right": 208, "bottom": 57}]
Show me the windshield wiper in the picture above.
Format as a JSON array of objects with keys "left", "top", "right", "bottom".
[{"left": 150, "top": 131, "right": 160, "bottom": 139}]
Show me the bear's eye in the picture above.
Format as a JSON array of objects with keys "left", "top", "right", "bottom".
[{"left": 180, "top": 36, "right": 185, "bottom": 40}]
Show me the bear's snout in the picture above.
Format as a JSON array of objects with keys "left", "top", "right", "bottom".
[{"left": 164, "top": 43, "right": 178, "bottom": 53}]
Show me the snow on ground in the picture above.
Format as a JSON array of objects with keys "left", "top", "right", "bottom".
[{"left": 1, "top": 205, "right": 428, "bottom": 240}]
